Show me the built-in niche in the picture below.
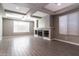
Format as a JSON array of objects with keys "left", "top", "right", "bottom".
[
  {"left": 38, "top": 30, "right": 42, "bottom": 36},
  {"left": 44, "top": 30, "right": 49, "bottom": 37}
]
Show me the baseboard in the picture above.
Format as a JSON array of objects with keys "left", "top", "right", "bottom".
[{"left": 54, "top": 38, "right": 79, "bottom": 46}]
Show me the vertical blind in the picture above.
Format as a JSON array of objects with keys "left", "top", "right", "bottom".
[
  {"left": 59, "top": 15, "right": 67, "bottom": 35},
  {"left": 59, "top": 12, "right": 79, "bottom": 35}
]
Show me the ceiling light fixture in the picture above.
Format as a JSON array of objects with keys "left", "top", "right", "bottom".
[{"left": 16, "top": 7, "right": 20, "bottom": 10}]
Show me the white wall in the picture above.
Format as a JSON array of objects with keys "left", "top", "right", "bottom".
[
  {"left": 0, "top": 16, "right": 2, "bottom": 36},
  {"left": 38, "top": 15, "right": 50, "bottom": 29}
]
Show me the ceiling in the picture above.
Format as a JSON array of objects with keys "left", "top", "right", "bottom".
[
  {"left": 2, "top": 3, "right": 79, "bottom": 20},
  {"left": 45, "top": 3, "right": 74, "bottom": 12},
  {"left": 32, "top": 11, "right": 49, "bottom": 18}
]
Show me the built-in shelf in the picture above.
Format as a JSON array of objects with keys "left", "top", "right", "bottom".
[{"left": 34, "top": 28, "right": 51, "bottom": 40}]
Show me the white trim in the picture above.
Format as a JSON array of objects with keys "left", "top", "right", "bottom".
[
  {"left": 43, "top": 37, "right": 50, "bottom": 40},
  {"left": 34, "top": 35, "right": 38, "bottom": 37},
  {"left": 54, "top": 38, "right": 79, "bottom": 46}
]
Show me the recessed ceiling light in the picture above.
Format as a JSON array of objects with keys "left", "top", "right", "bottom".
[
  {"left": 57, "top": 3, "right": 61, "bottom": 6},
  {"left": 16, "top": 7, "right": 20, "bottom": 10}
]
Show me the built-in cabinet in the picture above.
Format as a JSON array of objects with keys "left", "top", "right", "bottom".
[{"left": 34, "top": 28, "right": 51, "bottom": 40}]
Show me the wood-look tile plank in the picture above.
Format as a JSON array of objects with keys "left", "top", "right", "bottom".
[{"left": 0, "top": 35, "right": 79, "bottom": 56}]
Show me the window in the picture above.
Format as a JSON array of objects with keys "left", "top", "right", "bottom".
[{"left": 13, "top": 21, "right": 30, "bottom": 33}]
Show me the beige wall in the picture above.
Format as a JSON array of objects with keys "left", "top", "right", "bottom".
[
  {"left": 3, "top": 18, "right": 34, "bottom": 36},
  {"left": 53, "top": 8, "right": 79, "bottom": 44}
]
